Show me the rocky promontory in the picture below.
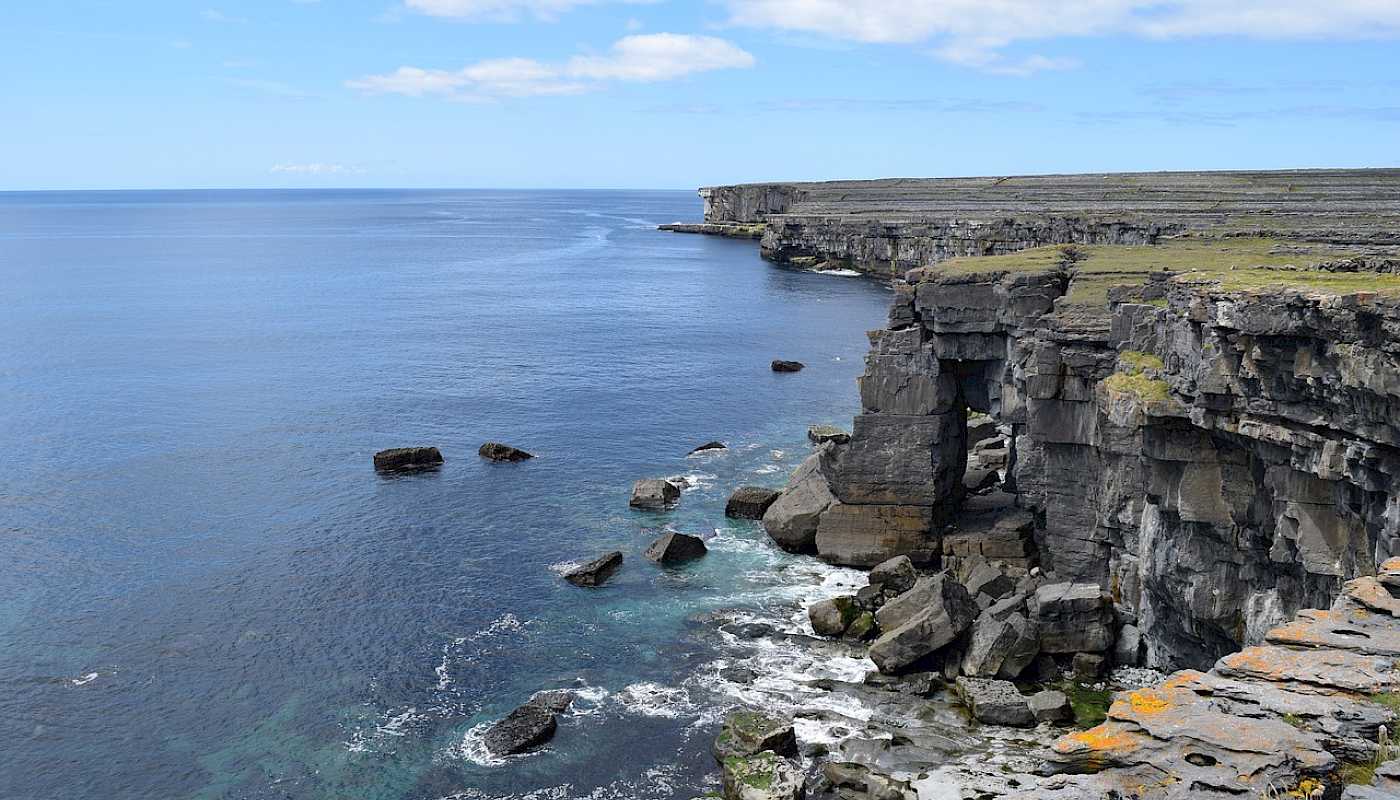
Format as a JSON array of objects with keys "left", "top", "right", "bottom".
[{"left": 671, "top": 169, "right": 1400, "bottom": 799}]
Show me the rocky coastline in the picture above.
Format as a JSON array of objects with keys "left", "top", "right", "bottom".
[{"left": 659, "top": 170, "right": 1400, "bottom": 799}]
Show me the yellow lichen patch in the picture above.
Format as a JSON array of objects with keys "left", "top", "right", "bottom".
[
  {"left": 1057, "top": 725, "right": 1140, "bottom": 754},
  {"left": 1162, "top": 671, "right": 1205, "bottom": 690},
  {"left": 1127, "top": 689, "right": 1171, "bottom": 715}
]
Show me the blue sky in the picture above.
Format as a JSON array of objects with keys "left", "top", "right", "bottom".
[{"left": 5, "top": 0, "right": 1400, "bottom": 190}]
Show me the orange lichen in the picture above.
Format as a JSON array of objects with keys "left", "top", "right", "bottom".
[
  {"left": 1127, "top": 689, "right": 1171, "bottom": 715},
  {"left": 1058, "top": 726, "right": 1139, "bottom": 754}
]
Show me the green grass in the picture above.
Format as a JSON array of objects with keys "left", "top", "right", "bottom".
[
  {"left": 933, "top": 237, "right": 1400, "bottom": 305},
  {"left": 1103, "top": 372, "right": 1172, "bottom": 402},
  {"left": 1367, "top": 692, "right": 1400, "bottom": 713},
  {"left": 1119, "top": 351, "right": 1165, "bottom": 374},
  {"left": 1338, "top": 760, "right": 1378, "bottom": 785},
  {"left": 1059, "top": 681, "right": 1114, "bottom": 729}
]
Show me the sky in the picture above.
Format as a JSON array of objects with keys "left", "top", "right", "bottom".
[{"left": 4, "top": 0, "right": 1400, "bottom": 190}]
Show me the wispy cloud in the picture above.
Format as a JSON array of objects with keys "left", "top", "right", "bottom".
[
  {"left": 347, "top": 33, "right": 754, "bottom": 101},
  {"left": 201, "top": 8, "right": 248, "bottom": 23},
  {"left": 1077, "top": 104, "right": 1400, "bottom": 127},
  {"left": 270, "top": 162, "right": 362, "bottom": 175},
  {"left": 722, "top": 0, "right": 1400, "bottom": 75}
]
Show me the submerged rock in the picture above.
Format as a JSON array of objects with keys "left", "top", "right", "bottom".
[
  {"left": 644, "top": 532, "right": 707, "bottom": 564},
  {"left": 688, "top": 440, "right": 727, "bottom": 455},
  {"left": 630, "top": 479, "right": 680, "bottom": 510},
  {"left": 478, "top": 442, "right": 533, "bottom": 462},
  {"left": 482, "top": 690, "right": 575, "bottom": 756},
  {"left": 770, "top": 359, "right": 805, "bottom": 372},
  {"left": 562, "top": 551, "right": 623, "bottom": 587},
  {"left": 726, "top": 486, "right": 782, "bottom": 519},
  {"left": 373, "top": 446, "right": 443, "bottom": 472}
]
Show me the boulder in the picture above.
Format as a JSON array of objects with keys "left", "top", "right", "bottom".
[
  {"left": 1113, "top": 624, "right": 1142, "bottom": 666},
  {"left": 1030, "top": 582, "right": 1115, "bottom": 654},
  {"left": 644, "top": 533, "right": 707, "bottom": 564},
  {"left": 478, "top": 442, "right": 532, "bottom": 462},
  {"left": 688, "top": 440, "right": 727, "bottom": 455},
  {"left": 726, "top": 486, "right": 782, "bottom": 519},
  {"left": 771, "top": 360, "right": 805, "bottom": 372},
  {"left": 1028, "top": 689, "right": 1074, "bottom": 724},
  {"left": 868, "top": 555, "right": 918, "bottom": 595},
  {"left": 562, "top": 551, "right": 623, "bottom": 587},
  {"left": 807, "top": 424, "right": 851, "bottom": 445},
  {"left": 373, "top": 446, "right": 443, "bottom": 472},
  {"left": 481, "top": 690, "right": 575, "bottom": 756},
  {"left": 960, "top": 611, "right": 1024, "bottom": 678},
  {"left": 809, "top": 596, "right": 860, "bottom": 638},
  {"left": 630, "top": 479, "right": 680, "bottom": 510},
  {"left": 720, "top": 752, "right": 803, "bottom": 800},
  {"left": 712, "top": 710, "right": 798, "bottom": 762},
  {"left": 869, "top": 575, "right": 978, "bottom": 673},
  {"left": 954, "top": 677, "right": 1034, "bottom": 727},
  {"left": 814, "top": 502, "right": 937, "bottom": 567},
  {"left": 820, "top": 762, "right": 917, "bottom": 800},
  {"left": 844, "top": 611, "right": 877, "bottom": 641},
  {"left": 762, "top": 453, "right": 835, "bottom": 553},
  {"left": 963, "top": 559, "right": 1015, "bottom": 600}
]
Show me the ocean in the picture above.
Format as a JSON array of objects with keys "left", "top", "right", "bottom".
[{"left": 0, "top": 189, "right": 896, "bottom": 799}]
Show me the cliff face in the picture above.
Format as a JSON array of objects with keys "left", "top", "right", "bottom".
[{"left": 889, "top": 254, "right": 1400, "bottom": 670}]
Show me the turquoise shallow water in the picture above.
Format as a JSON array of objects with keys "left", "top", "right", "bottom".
[{"left": 0, "top": 189, "right": 894, "bottom": 799}]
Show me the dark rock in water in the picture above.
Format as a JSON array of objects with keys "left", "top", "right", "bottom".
[
  {"left": 807, "top": 424, "right": 851, "bottom": 445},
  {"left": 770, "top": 359, "right": 805, "bottom": 372},
  {"left": 1028, "top": 689, "right": 1074, "bottom": 724},
  {"left": 723, "top": 622, "right": 776, "bottom": 639},
  {"left": 482, "top": 690, "right": 576, "bottom": 755},
  {"left": 726, "top": 486, "right": 781, "bottom": 519},
  {"left": 629, "top": 479, "right": 680, "bottom": 510},
  {"left": 644, "top": 532, "right": 707, "bottom": 564},
  {"left": 712, "top": 709, "right": 798, "bottom": 763},
  {"left": 478, "top": 442, "right": 533, "bottom": 462},
  {"left": 562, "top": 551, "right": 623, "bottom": 587},
  {"left": 688, "top": 440, "right": 727, "bottom": 455},
  {"left": 373, "top": 446, "right": 443, "bottom": 472},
  {"left": 954, "top": 676, "right": 1034, "bottom": 727},
  {"left": 720, "top": 666, "right": 758, "bottom": 684}
]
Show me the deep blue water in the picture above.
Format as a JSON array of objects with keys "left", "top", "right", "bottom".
[{"left": 0, "top": 190, "right": 894, "bottom": 800}]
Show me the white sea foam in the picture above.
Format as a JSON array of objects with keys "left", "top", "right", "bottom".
[
  {"left": 805, "top": 268, "right": 863, "bottom": 277},
  {"left": 346, "top": 707, "right": 427, "bottom": 754},
  {"left": 455, "top": 721, "right": 510, "bottom": 767},
  {"left": 71, "top": 672, "right": 99, "bottom": 686},
  {"left": 614, "top": 682, "right": 695, "bottom": 718},
  {"left": 751, "top": 464, "right": 781, "bottom": 475}
]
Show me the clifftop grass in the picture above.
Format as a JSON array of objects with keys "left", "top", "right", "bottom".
[{"left": 936, "top": 237, "right": 1400, "bottom": 304}]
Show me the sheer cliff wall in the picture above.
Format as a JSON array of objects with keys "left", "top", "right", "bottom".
[{"left": 691, "top": 170, "right": 1400, "bottom": 672}]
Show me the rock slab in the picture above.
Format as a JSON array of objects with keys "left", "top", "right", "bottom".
[{"left": 373, "top": 446, "right": 443, "bottom": 472}]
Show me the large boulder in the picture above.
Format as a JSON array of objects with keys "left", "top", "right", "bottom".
[
  {"left": 478, "top": 442, "right": 532, "bottom": 462},
  {"left": 961, "top": 611, "right": 1027, "bottom": 678},
  {"left": 954, "top": 677, "right": 1034, "bottom": 727},
  {"left": 562, "top": 551, "right": 623, "bottom": 587},
  {"left": 809, "top": 596, "right": 860, "bottom": 638},
  {"left": 814, "top": 502, "right": 937, "bottom": 567},
  {"left": 1030, "top": 582, "right": 1115, "bottom": 653},
  {"left": 373, "top": 446, "right": 443, "bottom": 472},
  {"left": 1028, "top": 689, "right": 1074, "bottom": 724},
  {"left": 712, "top": 710, "right": 798, "bottom": 762},
  {"left": 771, "top": 359, "right": 805, "bottom": 372},
  {"left": 868, "top": 575, "right": 977, "bottom": 673},
  {"left": 645, "top": 533, "right": 707, "bottom": 564},
  {"left": 482, "top": 690, "right": 575, "bottom": 755},
  {"left": 726, "top": 486, "right": 782, "bottom": 520},
  {"left": 630, "top": 479, "right": 680, "bottom": 510},
  {"left": 869, "top": 555, "right": 918, "bottom": 595},
  {"left": 820, "top": 762, "right": 917, "bottom": 800},
  {"left": 762, "top": 453, "right": 835, "bottom": 553}
]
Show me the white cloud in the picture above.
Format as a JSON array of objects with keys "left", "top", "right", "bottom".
[
  {"left": 722, "top": 0, "right": 1400, "bottom": 74},
  {"left": 202, "top": 8, "right": 248, "bottom": 23},
  {"left": 404, "top": 0, "right": 608, "bottom": 21},
  {"left": 270, "top": 163, "right": 361, "bottom": 175},
  {"left": 347, "top": 33, "right": 754, "bottom": 100}
]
